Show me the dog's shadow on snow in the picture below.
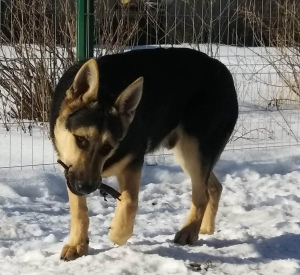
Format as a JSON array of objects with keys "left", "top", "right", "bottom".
[
  {"left": 89, "top": 246, "right": 114, "bottom": 255},
  {"left": 140, "top": 233, "right": 300, "bottom": 264}
]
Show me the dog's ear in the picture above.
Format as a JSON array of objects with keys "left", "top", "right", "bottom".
[
  {"left": 114, "top": 77, "right": 143, "bottom": 127},
  {"left": 66, "top": 59, "right": 99, "bottom": 107}
]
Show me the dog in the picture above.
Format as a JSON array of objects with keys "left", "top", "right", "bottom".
[{"left": 50, "top": 48, "right": 238, "bottom": 261}]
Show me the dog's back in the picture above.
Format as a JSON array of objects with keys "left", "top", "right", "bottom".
[{"left": 96, "top": 48, "right": 238, "bottom": 168}]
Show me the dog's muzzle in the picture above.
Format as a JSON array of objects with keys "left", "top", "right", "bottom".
[
  {"left": 57, "top": 159, "right": 121, "bottom": 200},
  {"left": 57, "top": 159, "right": 101, "bottom": 196},
  {"left": 69, "top": 173, "right": 102, "bottom": 196}
]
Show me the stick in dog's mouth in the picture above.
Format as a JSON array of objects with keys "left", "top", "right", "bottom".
[
  {"left": 57, "top": 159, "right": 121, "bottom": 201},
  {"left": 57, "top": 159, "right": 70, "bottom": 171}
]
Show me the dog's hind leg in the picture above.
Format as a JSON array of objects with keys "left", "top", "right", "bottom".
[
  {"left": 200, "top": 172, "right": 222, "bottom": 235},
  {"left": 173, "top": 127, "right": 210, "bottom": 245},
  {"left": 60, "top": 187, "right": 89, "bottom": 261},
  {"left": 109, "top": 163, "right": 142, "bottom": 245}
]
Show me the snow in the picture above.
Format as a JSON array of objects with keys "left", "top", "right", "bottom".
[{"left": 0, "top": 140, "right": 300, "bottom": 274}]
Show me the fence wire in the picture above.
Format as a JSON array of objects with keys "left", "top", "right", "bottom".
[{"left": 0, "top": 0, "right": 300, "bottom": 169}]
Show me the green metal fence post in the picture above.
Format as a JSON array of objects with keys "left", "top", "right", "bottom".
[
  {"left": 87, "top": 0, "right": 94, "bottom": 59},
  {"left": 76, "top": 0, "right": 94, "bottom": 61}
]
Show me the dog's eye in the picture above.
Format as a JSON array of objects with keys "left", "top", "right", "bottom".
[
  {"left": 100, "top": 142, "right": 113, "bottom": 156},
  {"left": 74, "top": 135, "right": 89, "bottom": 149}
]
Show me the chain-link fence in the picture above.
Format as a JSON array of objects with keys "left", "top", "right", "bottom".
[{"left": 0, "top": 0, "right": 300, "bottom": 169}]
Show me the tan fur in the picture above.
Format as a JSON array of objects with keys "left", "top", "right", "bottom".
[
  {"left": 101, "top": 131, "right": 118, "bottom": 148},
  {"left": 109, "top": 166, "right": 141, "bottom": 245},
  {"left": 101, "top": 155, "right": 133, "bottom": 177},
  {"left": 60, "top": 187, "right": 89, "bottom": 261},
  {"left": 54, "top": 120, "right": 82, "bottom": 166},
  {"left": 172, "top": 126, "right": 211, "bottom": 245},
  {"left": 200, "top": 172, "right": 222, "bottom": 234}
]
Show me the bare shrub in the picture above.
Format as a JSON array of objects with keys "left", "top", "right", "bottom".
[
  {"left": 243, "top": 0, "right": 300, "bottom": 103},
  {"left": 0, "top": 0, "right": 75, "bottom": 131},
  {"left": 0, "top": 0, "right": 157, "bottom": 131},
  {"left": 94, "top": 0, "right": 164, "bottom": 55}
]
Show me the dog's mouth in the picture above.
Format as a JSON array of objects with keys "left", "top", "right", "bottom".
[
  {"left": 57, "top": 159, "right": 121, "bottom": 200},
  {"left": 57, "top": 159, "right": 87, "bottom": 196}
]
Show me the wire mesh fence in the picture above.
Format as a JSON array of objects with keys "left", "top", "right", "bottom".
[{"left": 0, "top": 0, "right": 300, "bottom": 169}]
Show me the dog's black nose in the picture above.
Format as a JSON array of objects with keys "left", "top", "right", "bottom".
[
  {"left": 67, "top": 171, "right": 102, "bottom": 195},
  {"left": 76, "top": 181, "right": 99, "bottom": 194}
]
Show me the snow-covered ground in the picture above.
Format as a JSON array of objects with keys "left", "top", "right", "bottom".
[{"left": 0, "top": 139, "right": 300, "bottom": 274}]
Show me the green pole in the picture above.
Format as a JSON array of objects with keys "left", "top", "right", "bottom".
[
  {"left": 76, "top": 0, "right": 94, "bottom": 61},
  {"left": 87, "top": 0, "right": 94, "bottom": 58}
]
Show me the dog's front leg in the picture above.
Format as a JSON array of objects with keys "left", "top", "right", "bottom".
[
  {"left": 60, "top": 187, "right": 89, "bottom": 261},
  {"left": 109, "top": 166, "right": 141, "bottom": 245}
]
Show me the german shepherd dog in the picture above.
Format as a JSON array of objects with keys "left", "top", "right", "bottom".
[{"left": 50, "top": 48, "right": 238, "bottom": 261}]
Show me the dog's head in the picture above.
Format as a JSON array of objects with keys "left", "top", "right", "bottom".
[{"left": 54, "top": 59, "right": 143, "bottom": 196}]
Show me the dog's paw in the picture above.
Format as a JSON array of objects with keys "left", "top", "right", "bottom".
[
  {"left": 109, "top": 220, "right": 133, "bottom": 245},
  {"left": 60, "top": 243, "right": 88, "bottom": 261},
  {"left": 174, "top": 225, "right": 199, "bottom": 245}
]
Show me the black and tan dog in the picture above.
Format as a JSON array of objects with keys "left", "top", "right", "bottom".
[{"left": 50, "top": 48, "right": 238, "bottom": 261}]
